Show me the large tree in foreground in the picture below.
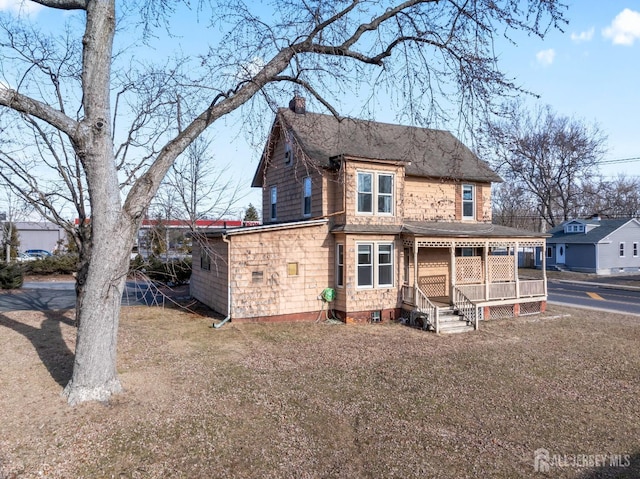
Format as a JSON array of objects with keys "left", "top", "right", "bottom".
[{"left": 0, "top": 0, "right": 566, "bottom": 405}]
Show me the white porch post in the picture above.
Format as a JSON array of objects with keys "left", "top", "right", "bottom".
[
  {"left": 484, "top": 241, "right": 490, "bottom": 301},
  {"left": 414, "top": 238, "right": 418, "bottom": 300},
  {"left": 542, "top": 240, "right": 547, "bottom": 296},
  {"left": 514, "top": 241, "right": 520, "bottom": 298},
  {"left": 450, "top": 241, "right": 456, "bottom": 303}
]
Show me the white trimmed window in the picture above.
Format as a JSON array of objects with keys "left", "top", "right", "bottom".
[
  {"left": 357, "top": 242, "right": 394, "bottom": 288},
  {"left": 378, "top": 244, "right": 393, "bottom": 286},
  {"left": 303, "top": 177, "right": 312, "bottom": 217},
  {"left": 377, "top": 174, "right": 393, "bottom": 214},
  {"left": 336, "top": 244, "right": 344, "bottom": 287},
  {"left": 270, "top": 186, "right": 277, "bottom": 221},
  {"left": 619, "top": 242, "right": 625, "bottom": 257},
  {"left": 357, "top": 244, "right": 373, "bottom": 287},
  {"left": 462, "top": 184, "right": 475, "bottom": 219},
  {"left": 634, "top": 242, "right": 638, "bottom": 258},
  {"left": 357, "top": 171, "right": 394, "bottom": 215},
  {"left": 357, "top": 172, "right": 373, "bottom": 213}
]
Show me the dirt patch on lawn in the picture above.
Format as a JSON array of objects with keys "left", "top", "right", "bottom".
[{"left": 1, "top": 306, "right": 639, "bottom": 478}]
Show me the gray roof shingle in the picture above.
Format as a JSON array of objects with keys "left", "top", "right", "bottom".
[
  {"left": 546, "top": 219, "right": 634, "bottom": 244},
  {"left": 402, "top": 221, "right": 546, "bottom": 238},
  {"left": 272, "top": 109, "right": 502, "bottom": 183}
]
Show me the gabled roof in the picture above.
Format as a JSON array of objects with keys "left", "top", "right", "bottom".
[
  {"left": 252, "top": 108, "right": 502, "bottom": 186},
  {"left": 547, "top": 218, "right": 638, "bottom": 244}
]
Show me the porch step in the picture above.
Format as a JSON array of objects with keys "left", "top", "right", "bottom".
[{"left": 437, "top": 308, "right": 474, "bottom": 334}]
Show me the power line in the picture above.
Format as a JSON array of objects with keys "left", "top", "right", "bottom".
[{"left": 599, "top": 156, "right": 640, "bottom": 165}]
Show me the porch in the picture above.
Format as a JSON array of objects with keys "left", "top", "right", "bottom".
[{"left": 400, "top": 237, "right": 547, "bottom": 333}]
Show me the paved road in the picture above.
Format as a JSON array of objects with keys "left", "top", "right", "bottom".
[
  {"left": 3, "top": 278, "right": 640, "bottom": 316},
  {"left": 0, "top": 281, "right": 175, "bottom": 312},
  {"left": 548, "top": 279, "right": 640, "bottom": 316}
]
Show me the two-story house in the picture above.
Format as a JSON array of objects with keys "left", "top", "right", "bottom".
[{"left": 190, "top": 96, "right": 548, "bottom": 331}]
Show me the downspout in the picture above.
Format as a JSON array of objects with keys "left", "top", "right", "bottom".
[{"left": 213, "top": 232, "right": 232, "bottom": 329}]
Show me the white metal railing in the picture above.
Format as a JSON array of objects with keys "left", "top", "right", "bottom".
[
  {"left": 453, "top": 286, "right": 479, "bottom": 330},
  {"left": 415, "top": 287, "right": 439, "bottom": 333}
]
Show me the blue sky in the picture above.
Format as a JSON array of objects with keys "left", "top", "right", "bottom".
[
  {"left": 496, "top": 2, "right": 640, "bottom": 178},
  {"left": 1, "top": 1, "right": 639, "bottom": 217}
]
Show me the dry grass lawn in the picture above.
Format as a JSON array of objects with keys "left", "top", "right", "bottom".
[{"left": 0, "top": 304, "right": 639, "bottom": 478}]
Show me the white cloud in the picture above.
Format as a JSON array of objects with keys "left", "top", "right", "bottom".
[
  {"left": 570, "top": 28, "right": 594, "bottom": 43},
  {"left": 0, "top": 0, "right": 43, "bottom": 17},
  {"left": 603, "top": 8, "right": 640, "bottom": 45},
  {"left": 236, "top": 57, "right": 266, "bottom": 81},
  {"left": 535, "top": 48, "right": 556, "bottom": 67}
]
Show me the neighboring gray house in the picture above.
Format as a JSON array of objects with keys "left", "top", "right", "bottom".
[
  {"left": 537, "top": 217, "right": 640, "bottom": 274},
  {"left": 12, "top": 222, "right": 65, "bottom": 253}
]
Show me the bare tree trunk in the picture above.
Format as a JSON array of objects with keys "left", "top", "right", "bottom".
[
  {"left": 62, "top": 0, "right": 128, "bottom": 404},
  {"left": 74, "top": 230, "right": 92, "bottom": 326},
  {"left": 63, "top": 222, "right": 135, "bottom": 404}
]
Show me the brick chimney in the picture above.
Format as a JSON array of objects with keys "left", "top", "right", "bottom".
[{"left": 289, "top": 94, "right": 306, "bottom": 114}]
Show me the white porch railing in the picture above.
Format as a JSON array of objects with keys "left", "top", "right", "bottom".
[
  {"left": 456, "top": 284, "right": 484, "bottom": 301},
  {"left": 403, "top": 285, "right": 439, "bottom": 333},
  {"left": 489, "top": 282, "right": 517, "bottom": 299},
  {"left": 453, "top": 286, "right": 479, "bottom": 330},
  {"left": 457, "top": 280, "right": 546, "bottom": 301},
  {"left": 416, "top": 287, "right": 439, "bottom": 333},
  {"left": 401, "top": 284, "right": 414, "bottom": 305},
  {"left": 519, "top": 279, "right": 545, "bottom": 297}
]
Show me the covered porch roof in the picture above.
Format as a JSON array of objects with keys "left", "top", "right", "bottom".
[{"left": 401, "top": 221, "right": 548, "bottom": 243}]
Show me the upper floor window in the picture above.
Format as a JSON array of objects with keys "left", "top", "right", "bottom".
[
  {"left": 377, "top": 174, "right": 393, "bottom": 214},
  {"left": 619, "top": 242, "right": 625, "bottom": 258},
  {"left": 284, "top": 135, "right": 293, "bottom": 166},
  {"left": 270, "top": 186, "right": 277, "bottom": 221},
  {"left": 357, "top": 171, "right": 394, "bottom": 215},
  {"left": 634, "top": 242, "right": 638, "bottom": 258},
  {"left": 357, "top": 172, "right": 373, "bottom": 213},
  {"left": 303, "top": 177, "right": 312, "bottom": 217},
  {"left": 462, "top": 184, "right": 474, "bottom": 219},
  {"left": 565, "top": 224, "right": 584, "bottom": 233}
]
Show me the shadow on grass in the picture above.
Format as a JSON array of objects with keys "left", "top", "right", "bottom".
[
  {"left": 0, "top": 307, "right": 75, "bottom": 388},
  {"left": 577, "top": 451, "right": 640, "bottom": 479}
]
